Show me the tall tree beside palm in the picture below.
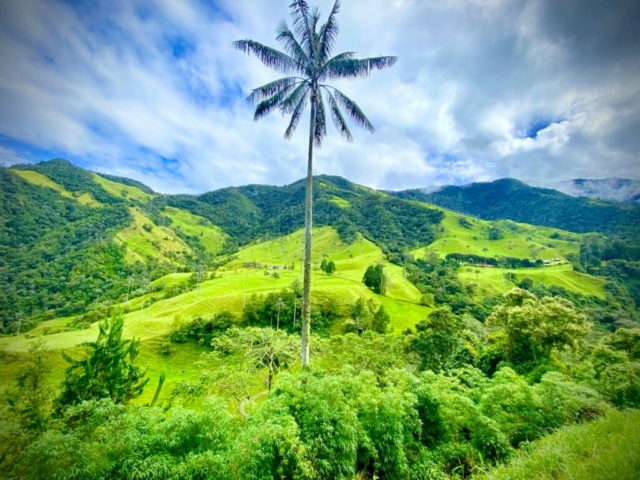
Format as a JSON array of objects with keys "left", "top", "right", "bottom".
[{"left": 234, "top": 0, "right": 397, "bottom": 366}]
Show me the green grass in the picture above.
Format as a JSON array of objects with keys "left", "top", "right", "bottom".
[
  {"left": 115, "top": 206, "right": 191, "bottom": 263},
  {"left": 412, "top": 207, "right": 581, "bottom": 261},
  {"left": 92, "top": 173, "right": 154, "bottom": 202},
  {"left": 12, "top": 169, "right": 102, "bottom": 206},
  {"left": 406, "top": 206, "right": 602, "bottom": 298},
  {"left": 458, "top": 264, "right": 605, "bottom": 298},
  {"left": 476, "top": 409, "right": 640, "bottom": 480},
  {"left": 329, "top": 195, "right": 350, "bottom": 208},
  {"left": 163, "top": 206, "right": 227, "bottom": 256},
  {"left": 0, "top": 226, "right": 430, "bottom": 401}
]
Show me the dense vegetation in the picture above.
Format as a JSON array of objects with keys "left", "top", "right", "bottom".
[
  {"left": 393, "top": 178, "right": 640, "bottom": 241},
  {"left": 157, "top": 175, "right": 444, "bottom": 252},
  {"left": 2, "top": 285, "right": 639, "bottom": 479},
  {"left": 2, "top": 158, "right": 640, "bottom": 479},
  {"left": 1, "top": 160, "right": 445, "bottom": 332},
  {"left": 0, "top": 167, "right": 133, "bottom": 331}
]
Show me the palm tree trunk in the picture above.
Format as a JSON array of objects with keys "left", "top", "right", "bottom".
[{"left": 301, "top": 93, "right": 316, "bottom": 367}]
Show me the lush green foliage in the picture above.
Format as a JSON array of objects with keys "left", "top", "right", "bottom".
[
  {"left": 55, "top": 315, "right": 148, "bottom": 409},
  {"left": 478, "top": 409, "right": 640, "bottom": 480},
  {"left": 393, "top": 178, "right": 640, "bottom": 241},
  {"left": 0, "top": 167, "right": 133, "bottom": 330},
  {"left": 3, "top": 282, "right": 639, "bottom": 479},
  {"left": 2, "top": 159, "right": 640, "bottom": 479},
  {"left": 162, "top": 176, "right": 444, "bottom": 253},
  {"left": 363, "top": 264, "right": 388, "bottom": 294}
]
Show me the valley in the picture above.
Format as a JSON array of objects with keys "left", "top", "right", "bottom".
[{"left": 1, "top": 159, "right": 638, "bottom": 479}]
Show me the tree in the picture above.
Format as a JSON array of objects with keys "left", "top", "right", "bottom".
[
  {"left": 487, "top": 288, "right": 591, "bottom": 365},
  {"left": 210, "top": 328, "right": 299, "bottom": 395},
  {"left": 320, "top": 258, "right": 328, "bottom": 272},
  {"left": 348, "top": 297, "right": 373, "bottom": 333},
  {"left": 410, "top": 307, "right": 467, "bottom": 372},
  {"left": 234, "top": 0, "right": 397, "bottom": 366},
  {"left": 275, "top": 297, "right": 286, "bottom": 330},
  {"left": 272, "top": 271, "right": 280, "bottom": 292},
  {"left": 7, "top": 338, "right": 53, "bottom": 430},
  {"left": 363, "top": 264, "right": 388, "bottom": 295},
  {"left": 372, "top": 305, "right": 390, "bottom": 334},
  {"left": 55, "top": 314, "right": 149, "bottom": 410},
  {"left": 325, "top": 260, "right": 336, "bottom": 275}
]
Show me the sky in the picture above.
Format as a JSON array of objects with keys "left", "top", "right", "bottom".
[{"left": 0, "top": 0, "right": 639, "bottom": 194}]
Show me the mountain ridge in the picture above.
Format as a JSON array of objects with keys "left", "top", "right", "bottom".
[{"left": 391, "top": 177, "right": 640, "bottom": 241}]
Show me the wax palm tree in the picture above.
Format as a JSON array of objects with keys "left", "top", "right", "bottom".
[{"left": 234, "top": 0, "right": 397, "bottom": 366}]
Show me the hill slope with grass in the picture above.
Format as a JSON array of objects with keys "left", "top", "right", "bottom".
[
  {"left": 2, "top": 159, "right": 615, "bottom": 335},
  {"left": 392, "top": 178, "right": 640, "bottom": 241},
  {"left": 2, "top": 161, "right": 639, "bottom": 480}
]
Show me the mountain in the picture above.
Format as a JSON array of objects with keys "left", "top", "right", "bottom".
[
  {"left": 3, "top": 158, "right": 639, "bottom": 336},
  {"left": 0, "top": 159, "right": 443, "bottom": 331},
  {"left": 2, "top": 160, "right": 639, "bottom": 480},
  {"left": 547, "top": 178, "right": 640, "bottom": 204},
  {"left": 391, "top": 178, "right": 640, "bottom": 241}
]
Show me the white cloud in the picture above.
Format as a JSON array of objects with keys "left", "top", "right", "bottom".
[
  {"left": 0, "top": 0, "right": 638, "bottom": 193},
  {"left": 0, "top": 146, "right": 30, "bottom": 166}
]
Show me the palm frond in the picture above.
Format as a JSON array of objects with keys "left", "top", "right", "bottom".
[
  {"left": 314, "top": 90, "right": 327, "bottom": 146},
  {"left": 332, "top": 88, "right": 375, "bottom": 133},
  {"left": 318, "top": 0, "right": 341, "bottom": 63},
  {"left": 289, "top": 0, "right": 313, "bottom": 57},
  {"left": 284, "top": 90, "right": 309, "bottom": 140},
  {"left": 325, "top": 89, "right": 353, "bottom": 141},
  {"left": 322, "top": 55, "right": 398, "bottom": 80},
  {"left": 310, "top": 7, "right": 321, "bottom": 35},
  {"left": 247, "top": 77, "right": 301, "bottom": 106},
  {"left": 233, "top": 40, "right": 302, "bottom": 74},
  {"left": 254, "top": 87, "right": 295, "bottom": 121},
  {"left": 276, "top": 20, "right": 309, "bottom": 68},
  {"left": 280, "top": 82, "right": 310, "bottom": 115}
]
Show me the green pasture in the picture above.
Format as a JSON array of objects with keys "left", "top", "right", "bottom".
[
  {"left": 163, "top": 206, "right": 227, "bottom": 256},
  {"left": 12, "top": 169, "right": 101, "bottom": 206},
  {"left": 114, "top": 206, "right": 190, "bottom": 263},
  {"left": 458, "top": 264, "right": 605, "bottom": 298},
  {"left": 92, "top": 173, "right": 154, "bottom": 202},
  {"left": 411, "top": 207, "right": 581, "bottom": 261}
]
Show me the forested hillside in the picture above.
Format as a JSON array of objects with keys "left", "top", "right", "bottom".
[
  {"left": 3, "top": 159, "right": 638, "bottom": 335},
  {"left": 157, "top": 174, "right": 443, "bottom": 251},
  {"left": 1, "top": 159, "right": 640, "bottom": 479},
  {"left": 0, "top": 160, "right": 444, "bottom": 333},
  {"left": 392, "top": 178, "right": 640, "bottom": 241}
]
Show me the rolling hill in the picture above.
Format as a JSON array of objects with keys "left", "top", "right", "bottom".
[
  {"left": 392, "top": 178, "right": 640, "bottom": 241},
  {"left": 1, "top": 159, "right": 614, "bottom": 334},
  {"left": 0, "top": 158, "right": 621, "bottom": 404}
]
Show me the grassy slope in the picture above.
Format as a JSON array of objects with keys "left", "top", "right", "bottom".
[
  {"left": 114, "top": 206, "right": 191, "bottom": 263},
  {"left": 12, "top": 169, "right": 101, "bottom": 206},
  {"left": 163, "top": 206, "right": 227, "bottom": 256},
  {"left": 476, "top": 409, "right": 640, "bottom": 480},
  {"left": 458, "top": 264, "right": 605, "bottom": 298},
  {"left": 410, "top": 205, "right": 604, "bottom": 297},
  {"left": 92, "top": 173, "right": 154, "bottom": 202},
  {"left": 412, "top": 206, "right": 580, "bottom": 260},
  {"left": 0, "top": 226, "right": 430, "bottom": 403}
]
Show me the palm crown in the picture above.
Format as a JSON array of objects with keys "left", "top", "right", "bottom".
[{"left": 233, "top": 0, "right": 397, "bottom": 144}]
